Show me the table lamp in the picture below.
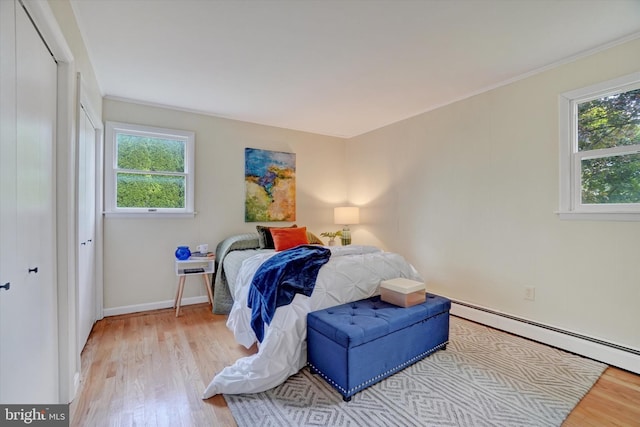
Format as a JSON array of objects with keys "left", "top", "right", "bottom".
[{"left": 334, "top": 206, "right": 360, "bottom": 246}]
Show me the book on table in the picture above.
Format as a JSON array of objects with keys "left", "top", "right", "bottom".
[
  {"left": 183, "top": 267, "right": 205, "bottom": 274},
  {"left": 190, "top": 252, "right": 215, "bottom": 259}
]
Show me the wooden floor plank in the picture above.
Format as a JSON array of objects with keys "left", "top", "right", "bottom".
[
  {"left": 70, "top": 304, "right": 640, "bottom": 427},
  {"left": 562, "top": 366, "right": 640, "bottom": 427}
]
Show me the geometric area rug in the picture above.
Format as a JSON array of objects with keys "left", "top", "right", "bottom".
[{"left": 224, "top": 316, "right": 607, "bottom": 427}]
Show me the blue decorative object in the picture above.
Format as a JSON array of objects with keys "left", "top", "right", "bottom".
[{"left": 175, "top": 246, "right": 191, "bottom": 260}]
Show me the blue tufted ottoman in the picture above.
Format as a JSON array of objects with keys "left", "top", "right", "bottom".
[{"left": 307, "top": 294, "right": 450, "bottom": 401}]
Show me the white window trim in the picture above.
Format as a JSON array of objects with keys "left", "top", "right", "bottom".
[
  {"left": 557, "top": 71, "right": 640, "bottom": 221},
  {"left": 104, "top": 121, "right": 195, "bottom": 217}
]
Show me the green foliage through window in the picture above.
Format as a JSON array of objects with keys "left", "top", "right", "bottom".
[
  {"left": 105, "top": 122, "right": 194, "bottom": 214},
  {"left": 581, "top": 154, "right": 640, "bottom": 204},
  {"left": 117, "top": 173, "right": 185, "bottom": 208},
  {"left": 577, "top": 88, "right": 640, "bottom": 204},
  {"left": 112, "top": 130, "right": 189, "bottom": 210},
  {"left": 117, "top": 134, "right": 185, "bottom": 172}
]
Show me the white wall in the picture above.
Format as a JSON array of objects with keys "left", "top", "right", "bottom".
[
  {"left": 348, "top": 38, "right": 640, "bottom": 352},
  {"left": 102, "top": 99, "right": 348, "bottom": 311}
]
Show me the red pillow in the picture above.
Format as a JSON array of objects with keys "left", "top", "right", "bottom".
[{"left": 270, "top": 227, "right": 309, "bottom": 252}]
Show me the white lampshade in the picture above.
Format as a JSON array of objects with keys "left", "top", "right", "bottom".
[{"left": 334, "top": 206, "right": 360, "bottom": 225}]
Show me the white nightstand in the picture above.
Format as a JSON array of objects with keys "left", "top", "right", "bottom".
[{"left": 174, "top": 258, "right": 215, "bottom": 317}]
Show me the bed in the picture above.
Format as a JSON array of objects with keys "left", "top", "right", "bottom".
[
  {"left": 212, "top": 229, "right": 324, "bottom": 314},
  {"left": 203, "top": 233, "right": 423, "bottom": 398}
]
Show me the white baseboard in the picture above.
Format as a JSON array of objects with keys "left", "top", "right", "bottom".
[
  {"left": 103, "top": 296, "right": 210, "bottom": 317},
  {"left": 451, "top": 301, "right": 640, "bottom": 375}
]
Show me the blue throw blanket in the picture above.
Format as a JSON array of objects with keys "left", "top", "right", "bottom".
[{"left": 248, "top": 245, "right": 331, "bottom": 342}]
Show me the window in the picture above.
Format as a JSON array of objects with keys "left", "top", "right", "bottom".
[
  {"left": 105, "top": 121, "right": 195, "bottom": 216},
  {"left": 558, "top": 72, "right": 640, "bottom": 220}
]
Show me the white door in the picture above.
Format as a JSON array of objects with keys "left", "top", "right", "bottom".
[
  {"left": 0, "top": 1, "right": 59, "bottom": 403},
  {"left": 78, "top": 104, "right": 97, "bottom": 351}
]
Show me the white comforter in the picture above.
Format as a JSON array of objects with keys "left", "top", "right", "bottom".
[{"left": 202, "top": 245, "right": 422, "bottom": 398}]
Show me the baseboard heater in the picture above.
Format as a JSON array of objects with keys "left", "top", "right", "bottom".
[{"left": 449, "top": 298, "right": 640, "bottom": 374}]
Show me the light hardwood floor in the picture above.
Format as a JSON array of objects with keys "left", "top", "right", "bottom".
[{"left": 70, "top": 304, "right": 640, "bottom": 427}]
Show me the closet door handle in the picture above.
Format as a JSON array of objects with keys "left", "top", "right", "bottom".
[
  {"left": 0, "top": 283, "right": 10, "bottom": 291},
  {"left": 28, "top": 267, "right": 38, "bottom": 274},
  {"left": 81, "top": 242, "right": 86, "bottom": 246}
]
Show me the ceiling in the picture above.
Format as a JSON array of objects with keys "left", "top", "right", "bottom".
[{"left": 70, "top": 0, "right": 640, "bottom": 138}]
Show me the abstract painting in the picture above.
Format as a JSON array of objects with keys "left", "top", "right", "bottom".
[{"left": 245, "top": 148, "right": 296, "bottom": 222}]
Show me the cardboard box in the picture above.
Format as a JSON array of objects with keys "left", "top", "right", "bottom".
[{"left": 380, "top": 278, "right": 426, "bottom": 307}]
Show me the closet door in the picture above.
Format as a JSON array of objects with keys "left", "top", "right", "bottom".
[
  {"left": 0, "top": 1, "right": 58, "bottom": 403},
  {"left": 78, "top": 104, "right": 97, "bottom": 351},
  {"left": 0, "top": 0, "right": 19, "bottom": 402}
]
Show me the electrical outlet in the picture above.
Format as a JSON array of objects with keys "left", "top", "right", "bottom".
[{"left": 524, "top": 287, "right": 536, "bottom": 301}]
